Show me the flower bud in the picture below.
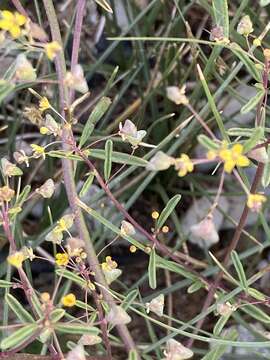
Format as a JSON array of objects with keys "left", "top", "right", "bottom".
[
  {"left": 237, "top": 15, "right": 253, "bottom": 36},
  {"left": 166, "top": 85, "right": 188, "bottom": 105},
  {"left": 35, "top": 178, "right": 55, "bottom": 198},
  {"left": 1, "top": 158, "right": 22, "bottom": 177},
  {"left": 190, "top": 215, "right": 219, "bottom": 248},
  {"left": 15, "top": 53, "right": 36, "bottom": 81},
  {"left": 163, "top": 339, "right": 193, "bottom": 360},
  {"left": 146, "top": 151, "right": 175, "bottom": 171},
  {"left": 106, "top": 305, "right": 131, "bottom": 325},
  {"left": 120, "top": 220, "right": 136, "bottom": 236},
  {"left": 146, "top": 294, "right": 164, "bottom": 317}
]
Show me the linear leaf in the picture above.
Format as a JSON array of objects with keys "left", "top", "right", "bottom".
[
  {"left": 79, "top": 172, "right": 95, "bottom": 197},
  {"left": 48, "top": 149, "right": 148, "bottom": 167},
  {"left": 230, "top": 44, "right": 261, "bottom": 82},
  {"left": 128, "top": 350, "right": 139, "bottom": 360},
  {"left": 241, "top": 304, "right": 270, "bottom": 323},
  {"left": 0, "top": 280, "right": 13, "bottom": 288},
  {"left": 197, "top": 64, "right": 228, "bottom": 140},
  {"left": 50, "top": 309, "right": 66, "bottom": 323},
  {"left": 157, "top": 194, "right": 181, "bottom": 229},
  {"left": 212, "top": 0, "right": 229, "bottom": 37},
  {"left": 262, "top": 146, "right": 270, "bottom": 188},
  {"left": 6, "top": 294, "right": 34, "bottom": 323},
  {"left": 241, "top": 89, "right": 264, "bottom": 114},
  {"left": 197, "top": 135, "right": 219, "bottom": 150},
  {"left": 148, "top": 249, "right": 157, "bottom": 289},
  {"left": 54, "top": 323, "right": 99, "bottom": 335},
  {"left": 0, "top": 324, "right": 38, "bottom": 350},
  {"left": 231, "top": 250, "right": 248, "bottom": 290},
  {"left": 79, "top": 96, "right": 111, "bottom": 147},
  {"left": 104, "top": 139, "right": 113, "bottom": 181},
  {"left": 202, "top": 329, "right": 238, "bottom": 360},
  {"left": 56, "top": 269, "right": 87, "bottom": 288},
  {"left": 243, "top": 127, "right": 264, "bottom": 153},
  {"left": 213, "top": 313, "right": 231, "bottom": 336},
  {"left": 122, "top": 289, "right": 139, "bottom": 310}
]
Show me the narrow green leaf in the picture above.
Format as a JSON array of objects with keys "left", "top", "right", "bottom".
[
  {"left": 197, "top": 64, "right": 228, "bottom": 140},
  {"left": 227, "top": 127, "right": 254, "bottom": 137},
  {"left": 209, "top": 252, "right": 238, "bottom": 285},
  {"left": 158, "top": 258, "right": 196, "bottom": 281},
  {"left": 157, "top": 195, "right": 181, "bottom": 229},
  {"left": 104, "top": 139, "right": 113, "bottom": 181},
  {"left": 48, "top": 149, "right": 148, "bottom": 167},
  {"left": 0, "top": 81, "right": 15, "bottom": 105},
  {"left": 187, "top": 280, "right": 204, "bottom": 294},
  {"left": 0, "top": 324, "right": 38, "bottom": 350},
  {"left": 128, "top": 350, "right": 139, "bottom": 360},
  {"left": 54, "top": 323, "right": 99, "bottom": 335},
  {"left": 197, "top": 135, "right": 219, "bottom": 150},
  {"left": 50, "top": 309, "right": 66, "bottom": 323},
  {"left": 79, "top": 172, "right": 95, "bottom": 198},
  {"left": 212, "top": 0, "right": 229, "bottom": 37},
  {"left": 231, "top": 250, "right": 248, "bottom": 290},
  {"left": 148, "top": 249, "right": 157, "bottom": 289},
  {"left": 230, "top": 43, "right": 261, "bottom": 82},
  {"left": 213, "top": 313, "right": 231, "bottom": 336},
  {"left": 103, "top": 66, "right": 119, "bottom": 95},
  {"left": 241, "top": 89, "right": 264, "bottom": 114},
  {"left": 243, "top": 127, "right": 264, "bottom": 153},
  {"left": 122, "top": 289, "right": 139, "bottom": 310},
  {"left": 56, "top": 269, "right": 87, "bottom": 288},
  {"left": 79, "top": 97, "right": 111, "bottom": 148},
  {"left": 262, "top": 146, "right": 270, "bottom": 188},
  {"left": 247, "top": 287, "right": 266, "bottom": 301},
  {"left": 6, "top": 294, "right": 34, "bottom": 323},
  {"left": 241, "top": 304, "right": 270, "bottom": 323},
  {"left": 0, "top": 280, "right": 13, "bottom": 288},
  {"left": 75, "top": 300, "right": 96, "bottom": 312},
  {"left": 16, "top": 185, "right": 31, "bottom": 207}
]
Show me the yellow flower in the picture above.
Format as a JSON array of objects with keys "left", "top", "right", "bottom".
[
  {"left": 174, "top": 154, "right": 194, "bottom": 177},
  {"left": 0, "top": 11, "right": 26, "bottom": 38},
  {"left": 39, "top": 97, "right": 51, "bottom": 112},
  {"left": 7, "top": 251, "right": 26, "bottom": 268},
  {"left": 30, "top": 144, "right": 46, "bottom": 159},
  {"left": 61, "top": 293, "right": 76, "bottom": 307},
  {"left": 44, "top": 41, "right": 61, "bottom": 61},
  {"left": 129, "top": 245, "right": 137, "bottom": 253},
  {"left": 151, "top": 211, "right": 159, "bottom": 220},
  {"left": 101, "top": 256, "right": 118, "bottom": 271},
  {"left": 55, "top": 253, "right": 69, "bottom": 266},
  {"left": 247, "top": 193, "right": 267, "bottom": 212},
  {"left": 219, "top": 143, "right": 250, "bottom": 173}
]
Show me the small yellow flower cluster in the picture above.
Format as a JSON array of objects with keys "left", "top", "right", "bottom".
[
  {"left": 55, "top": 252, "right": 69, "bottom": 266},
  {"left": 44, "top": 41, "right": 62, "bottom": 61},
  {"left": 30, "top": 144, "right": 46, "bottom": 159},
  {"left": 101, "top": 256, "right": 118, "bottom": 271},
  {"left": 7, "top": 251, "right": 26, "bottom": 268},
  {"left": 247, "top": 193, "right": 267, "bottom": 212},
  {"left": 7, "top": 247, "right": 35, "bottom": 268},
  {"left": 0, "top": 10, "right": 27, "bottom": 39},
  {"left": 61, "top": 293, "right": 76, "bottom": 307},
  {"left": 39, "top": 97, "right": 51, "bottom": 112},
  {"left": 174, "top": 154, "right": 194, "bottom": 177},
  {"left": 45, "top": 214, "right": 74, "bottom": 244},
  {"left": 207, "top": 143, "right": 250, "bottom": 173}
]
